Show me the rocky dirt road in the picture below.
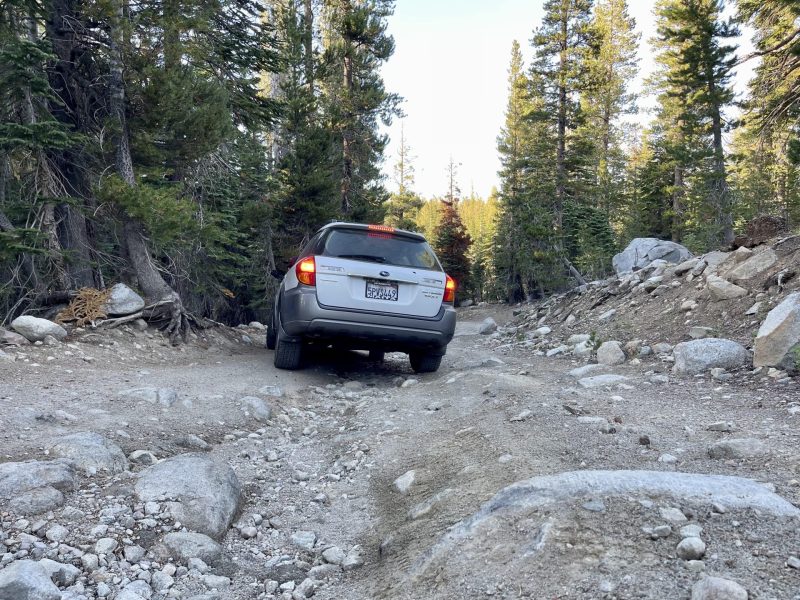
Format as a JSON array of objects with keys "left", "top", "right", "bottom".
[{"left": 2, "top": 306, "right": 800, "bottom": 600}]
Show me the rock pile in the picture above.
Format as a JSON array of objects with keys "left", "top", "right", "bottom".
[{"left": 497, "top": 234, "right": 800, "bottom": 379}]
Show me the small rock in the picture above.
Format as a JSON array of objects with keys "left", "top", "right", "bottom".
[
  {"left": 596, "top": 341, "right": 625, "bottom": 366},
  {"left": 578, "top": 374, "right": 629, "bottom": 389},
  {"left": 322, "top": 546, "right": 346, "bottom": 565},
  {"left": 691, "top": 576, "right": 748, "bottom": 600},
  {"left": 680, "top": 524, "right": 703, "bottom": 538},
  {"left": 677, "top": 537, "right": 706, "bottom": 560},
  {"left": 291, "top": 531, "right": 317, "bottom": 551},
  {"left": 95, "top": 537, "right": 118, "bottom": 554},
  {"left": 393, "top": 470, "right": 416, "bottom": 495},
  {"left": 708, "top": 438, "right": 768, "bottom": 460},
  {"left": 240, "top": 396, "right": 273, "bottom": 422},
  {"left": 659, "top": 507, "right": 687, "bottom": 524},
  {"left": 479, "top": 318, "right": 498, "bottom": 335}
]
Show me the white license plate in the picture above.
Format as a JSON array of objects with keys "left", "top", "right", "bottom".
[{"left": 365, "top": 279, "right": 398, "bottom": 301}]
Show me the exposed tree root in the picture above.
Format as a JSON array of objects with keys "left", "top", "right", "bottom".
[{"left": 142, "top": 293, "right": 209, "bottom": 344}]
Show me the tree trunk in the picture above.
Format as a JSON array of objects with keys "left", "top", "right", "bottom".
[
  {"left": 304, "top": 0, "right": 314, "bottom": 92},
  {"left": 706, "top": 60, "right": 733, "bottom": 246},
  {"left": 341, "top": 49, "right": 353, "bottom": 215},
  {"left": 555, "top": 13, "right": 568, "bottom": 232},
  {"left": 107, "top": 0, "right": 193, "bottom": 342},
  {"left": 672, "top": 164, "right": 684, "bottom": 242}
]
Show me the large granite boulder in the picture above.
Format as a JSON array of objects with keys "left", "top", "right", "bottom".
[
  {"left": 104, "top": 283, "right": 145, "bottom": 316},
  {"left": 10, "top": 316, "right": 67, "bottom": 342},
  {"left": 673, "top": 338, "right": 749, "bottom": 376},
  {"left": 48, "top": 432, "right": 129, "bottom": 475},
  {"left": 753, "top": 292, "right": 800, "bottom": 371},
  {"left": 135, "top": 453, "right": 241, "bottom": 539},
  {"left": 612, "top": 238, "right": 692, "bottom": 275}
]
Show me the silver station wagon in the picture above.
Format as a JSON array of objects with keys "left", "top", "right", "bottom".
[{"left": 267, "top": 222, "right": 458, "bottom": 372}]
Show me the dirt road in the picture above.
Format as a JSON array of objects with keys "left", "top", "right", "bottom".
[{"left": 2, "top": 306, "right": 800, "bottom": 599}]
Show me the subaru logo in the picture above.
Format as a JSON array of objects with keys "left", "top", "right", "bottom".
[{"left": 379, "top": 270, "right": 390, "bottom": 277}]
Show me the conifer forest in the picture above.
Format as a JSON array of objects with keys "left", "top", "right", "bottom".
[{"left": 1, "top": 0, "right": 798, "bottom": 333}]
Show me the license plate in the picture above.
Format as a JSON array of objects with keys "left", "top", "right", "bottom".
[{"left": 365, "top": 279, "right": 398, "bottom": 301}]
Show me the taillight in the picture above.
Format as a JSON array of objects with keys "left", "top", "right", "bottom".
[
  {"left": 296, "top": 256, "right": 316, "bottom": 286},
  {"left": 443, "top": 275, "right": 456, "bottom": 303}
]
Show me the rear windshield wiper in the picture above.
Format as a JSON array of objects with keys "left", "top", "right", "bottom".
[{"left": 336, "top": 254, "right": 387, "bottom": 263}]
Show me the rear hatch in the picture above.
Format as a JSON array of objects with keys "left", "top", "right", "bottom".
[{"left": 314, "top": 227, "right": 446, "bottom": 318}]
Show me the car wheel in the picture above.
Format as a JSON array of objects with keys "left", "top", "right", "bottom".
[
  {"left": 265, "top": 308, "right": 277, "bottom": 350},
  {"left": 368, "top": 350, "right": 385, "bottom": 362},
  {"left": 273, "top": 315, "right": 303, "bottom": 370},
  {"left": 409, "top": 352, "right": 442, "bottom": 373}
]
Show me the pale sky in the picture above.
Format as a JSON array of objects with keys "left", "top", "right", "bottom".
[{"left": 380, "top": 0, "right": 754, "bottom": 199}]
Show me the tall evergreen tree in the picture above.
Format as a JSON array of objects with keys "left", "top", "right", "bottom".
[
  {"left": 582, "top": 0, "right": 639, "bottom": 217},
  {"left": 652, "top": 0, "right": 738, "bottom": 248},
  {"left": 384, "top": 123, "right": 423, "bottom": 230},
  {"left": 532, "top": 0, "right": 594, "bottom": 231},
  {"left": 321, "top": 0, "right": 400, "bottom": 221}
]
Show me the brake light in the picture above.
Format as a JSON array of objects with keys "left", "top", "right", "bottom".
[
  {"left": 296, "top": 256, "right": 316, "bottom": 286},
  {"left": 443, "top": 275, "right": 456, "bottom": 303},
  {"left": 368, "top": 224, "right": 395, "bottom": 233}
]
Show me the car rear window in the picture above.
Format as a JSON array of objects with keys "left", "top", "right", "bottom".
[{"left": 321, "top": 229, "right": 442, "bottom": 271}]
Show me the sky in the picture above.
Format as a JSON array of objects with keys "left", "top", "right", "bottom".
[{"left": 379, "top": 0, "right": 755, "bottom": 200}]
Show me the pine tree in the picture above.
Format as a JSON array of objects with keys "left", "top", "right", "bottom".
[
  {"left": 732, "top": 0, "right": 800, "bottom": 226},
  {"left": 433, "top": 200, "right": 471, "bottom": 302},
  {"left": 320, "top": 0, "right": 400, "bottom": 221},
  {"left": 532, "top": 0, "right": 594, "bottom": 231},
  {"left": 384, "top": 123, "right": 424, "bottom": 230},
  {"left": 582, "top": 0, "right": 639, "bottom": 218},
  {"left": 652, "top": 0, "right": 738, "bottom": 248}
]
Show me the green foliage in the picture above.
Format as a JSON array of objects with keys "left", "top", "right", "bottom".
[{"left": 433, "top": 200, "right": 471, "bottom": 302}]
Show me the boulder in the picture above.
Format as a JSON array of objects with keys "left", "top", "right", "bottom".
[
  {"left": 37, "top": 559, "right": 80, "bottom": 587},
  {"left": 0, "top": 327, "right": 29, "bottom": 346},
  {"left": 0, "top": 560, "right": 61, "bottom": 600},
  {"left": 612, "top": 238, "right": 692, "bottom": 275},
  {"left": 726, "top": 248, "right": 777, "bottom": 285},
  {"left": 596, "top": 341, "right": 625, "bottom": 366},
  {"left": 706, "top": 275, "right": 747, "bottom": 302},
  {"left": 104, "top": 283, "right": 145, "bottom": 316},
  {"left": 240, "top": 396, "right": 273, "bottom": 422},
  {"left": 158, "top": 532, "right": 222, "bottom": 565},
  {"left": 478, "top": 317, "right": 497, "bottom": 335},
  {"left": 0, "top": 460, "right": 76, "bottom": 515},
  {"left": 135, "top": 453, "right": 241, "bottom": 539},
  {"left": 701, "top": 251, "right": 730, "bottom": 274},
  {"left": 691, "top": 576, "right": 748, "bottom": 600},
  {"left": 673, "top": 339, "right": 749, "bottom": 376},
  {"left": 411, "top": 470, "right": 798, "bottom": 586},
  {"left": 48, "top": 432, "right": 129, "bottom": 475},
  {"left": 753, "top": 292, "right": 800, "bottom": 371},
  {"left": 9, "top": 487, "right": 65, "bottom": 516},
  {"left": 674, "top": 258, "right": 701, "bottom": 276},
  {"left": 689, "top": 326, "right": 714, "bottom": 340},
  {"left": 708, "top": 438, "right": 769, "bottom": 460},
  {"left": 10, "top": 316, "right": 67, "bottom": 342}
]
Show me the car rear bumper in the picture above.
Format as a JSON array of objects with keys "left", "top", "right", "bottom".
[{"left": 279, "top": 286, "right": 457, "bottom": 353}]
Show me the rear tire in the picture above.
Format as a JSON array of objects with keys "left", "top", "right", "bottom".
[
  {"left": 273, "top": 315, "right": 303, "bottom": 370},
  {"left": 409, "top": 352, "right": 442, "bottom": 373},
  {"left": 368, "top": 350, "right": 385, "bottom": 362},
  {"left": 265, "top": 309, "right": 276, "bottom": 350}
]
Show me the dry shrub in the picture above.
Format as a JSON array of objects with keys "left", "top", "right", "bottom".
[{"left": 56, "top": 288, "right": 112, "bottom": 326}]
